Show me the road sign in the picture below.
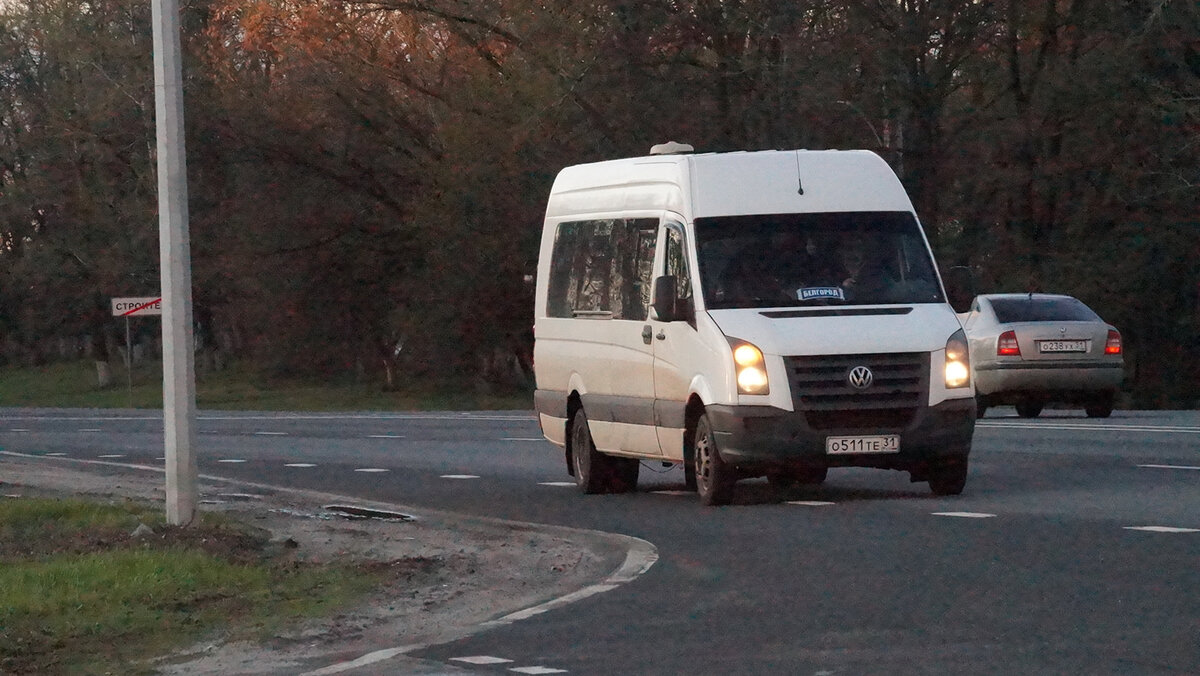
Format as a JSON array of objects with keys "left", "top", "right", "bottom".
[{"left": 112, "top": 297, "right": 162, "bottom": 317}]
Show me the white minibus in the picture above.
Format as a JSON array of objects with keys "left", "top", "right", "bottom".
[{"left": 533, "top": 144, "right": 975, "bottom": 505}]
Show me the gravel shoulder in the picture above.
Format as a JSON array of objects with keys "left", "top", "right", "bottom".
[{"left": 0, "top": 453, "right": 643, "bottom": 675}]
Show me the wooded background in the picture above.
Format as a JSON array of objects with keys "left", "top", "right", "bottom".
[{"left": 1, "top": 0, "right": 1196, "bottom": 406}]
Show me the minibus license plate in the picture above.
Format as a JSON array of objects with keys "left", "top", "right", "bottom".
[{"left": 826, "top": 435, "right": 900, "bottom": 454}]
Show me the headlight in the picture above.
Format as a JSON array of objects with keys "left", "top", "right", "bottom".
[
  {"left": 945, "top": 329, "right": 970, "bottom": 389},
  {"left": 731, "top": 341, "right": 769, "bottom": 395}
]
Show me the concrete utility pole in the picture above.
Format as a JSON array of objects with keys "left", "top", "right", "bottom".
[{"left": 151, "top": 0, "right": 198, "bottom": 525}]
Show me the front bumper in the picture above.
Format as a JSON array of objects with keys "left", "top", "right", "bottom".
[{"left": 706, "top": 397, "right": 976, "bottom": 474}]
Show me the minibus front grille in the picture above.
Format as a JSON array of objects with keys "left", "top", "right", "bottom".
[{"left": 784, "top": 352, "right": 929, "bottom": 431}]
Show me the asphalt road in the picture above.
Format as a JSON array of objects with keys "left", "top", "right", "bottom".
[{"left": 1, "top": 407, "right": 1197, "bottom": 675}]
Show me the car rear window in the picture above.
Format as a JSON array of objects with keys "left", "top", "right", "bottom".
[{"left": 989, "top": 297, "right": 1101, "bottom": 323}]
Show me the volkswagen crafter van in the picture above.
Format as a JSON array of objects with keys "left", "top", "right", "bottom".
[{"left": 533, "top": 144, "right": 976, "bottom": 505}]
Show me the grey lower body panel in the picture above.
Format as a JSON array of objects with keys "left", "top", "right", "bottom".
[
  {"left": 706, "top": 397, "right": 976, "bottom": 474},
  {"left": 974, "top": 362, "right": 1123, "bottom": 397}
]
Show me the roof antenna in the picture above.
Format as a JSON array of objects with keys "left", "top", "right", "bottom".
[{"left": 794, "top": 152, "right": 804, "bottom": 195}]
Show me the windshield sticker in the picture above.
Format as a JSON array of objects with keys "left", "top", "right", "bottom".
[{"left": 799, "top": 287, "right": 845, "bottom": 301}]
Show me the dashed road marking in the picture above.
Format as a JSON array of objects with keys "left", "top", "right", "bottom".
[
  {"left": 79, "top": 428, "right": 101, "bottom": 432},
  {"left": 502, "top": 437, "right": 544, "bottom": 441},
  {"left": 97, "top": 454, "right": 125, "bottom": 459},
  {"left": 354, "top": 468, "right": 389, "bottom": 473},
  {"left": 652, "top": 490, "right": 692, "bottom": 496},
  {"left": 451, "top": 656, "right": 513, "bottom": 665},
  {"left": 9, "top": 429, "right": 29, "bottom": 432},
  {"left": 441, "top": 474, "right": 480, "bottom": 479},
  {"left": 787, "top": 500, "right": 836, "bottom": 506},
  {"left": 539, "top": 481, "right": 575, "bottom": 487},
  {"left": 367, "top": 434, "right": 404, "bottom": 439},
  {"left": 1138, "top": 464, "right": 1200, "bottom": 471},
  {"left": 255, "top": 431, "right": 287, "bottom": 436},
  {"left": 509, "top": 667, "right": 568, "bottom": 675},
  {"left": 285, "top": 463, "right": 317, "bottom": 468},
  {"left": 1124, "top": 526, "right": 1199, "bottom": 533},
  {"left": 932, "top": 512, "right": 997, "bottom": 518},
  {"left": 217, "top": 459, "right": 247, "bottom": 463},
  {"left": 44, "top": 452, "right": 67, "bottom": 457}
]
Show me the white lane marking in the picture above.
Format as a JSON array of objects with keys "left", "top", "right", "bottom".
[
  {"left": 933, "top": 512, "right": 997, "bottom": 518},
  {"left": 1124, "top": 526, "right": 1199, "bottom": 533},
  {"left": 652, "top": 490, "right": 692, "bottom": 496},
  {"left": 354, "top": 468, "right": 389, "bottom": 473},
  {"left": 367, "top": 434, "right": 404, "bottom": 439},
  {"left": 451, "top": 656, "right": 513, "bottom": 665},
  {"left": 254, "top": 431, "right": 287, "bottom": 436},
  {"left": 503, "top": 437, "right": 544, "bottom": 441},
  {"left": 787, "top": 500, "right": 836, "bottom": 506},
  {"left": 1138, "top": 464, "right": 1200, "bottom": 471},
  {"left": 539, "top": 482, "right": 575, "bottom": 487},
  {"left": 44, "top": 452, "right": 67, "bottom": 457},
  {"left": 510, "top": 668, "right": 567, "bottom": 675},
  {"left": 79, "top": 428, "right": 101, "bottom": 432},
  {"left": 9, "top": 428, "right": 30, "bottom": 432},
  {"left": 441, "top": 474, "right": 480, "bottom": 480},
  {"left": 978, "top": 421, "right": 1200, "bottom": 435},
  {"left": 300, "top": 647, "right": 410, "bottom": 675},
  {"left": 285, "top": 463, "right": 317, "bottom": 468},
  {"left": 97, "top": 454, "right": 125, "bottom": 459},
  {"left": 217, "top": 459, "right": 247, "bottom": 464},
  {"left": 484, "top": 538, "right": 658, "bottom": 627}
]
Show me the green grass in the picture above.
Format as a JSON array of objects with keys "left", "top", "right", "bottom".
[
  {"left": 0, "top": 359, "right": 533, "bottom": 411},
  {"left": 0, "top": 497, "right": 381, "bottom": 675}
]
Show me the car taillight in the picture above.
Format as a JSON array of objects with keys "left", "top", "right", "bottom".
[
  {"left": 1105, "top": 330, "right": 1122, "bottom": 355},
  {"left": 997, "top": 330, "right": 1021, "bottom": 356}
]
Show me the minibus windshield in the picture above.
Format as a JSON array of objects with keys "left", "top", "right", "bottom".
[{"left": 695, "top": 211, "right": 944, "bottom": 309}]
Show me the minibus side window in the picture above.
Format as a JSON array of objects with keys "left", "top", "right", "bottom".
[
  {"left": 547, "top": 219, "right": 657, "bottom": 320},
  {"left": 664, "top": 225, "right": 694, "bottom": 316}
]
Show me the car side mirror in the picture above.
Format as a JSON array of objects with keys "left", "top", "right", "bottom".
[
  {"left": 943, "top": 265, "right": 976, "bottom": 314},
  {"left": 652, "top": 275, "right": 678, "bottom": 322}
]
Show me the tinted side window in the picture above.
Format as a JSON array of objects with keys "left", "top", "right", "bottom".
[
  {"left": 665, "top": 226, "right": 692, "bottom": 303},
  {"left": 990, "top": 297, "right": 1101, "bottom": 323},
  {"left": 547, "top": 219, "right": 657, "bottom": 320}
]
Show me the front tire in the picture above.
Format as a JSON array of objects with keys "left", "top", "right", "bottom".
[
  {"left": 693, "top": 413, "right": 735, "bottom": 506},
  {"left": 928, "top": 455, "right": 969, "bottom": 496}
]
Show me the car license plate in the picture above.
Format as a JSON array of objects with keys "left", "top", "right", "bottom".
[
  {"left": 826, "top": 434, "right": 900, "bottom": 454},
  {"left": 1038, "top": 340, "right": 1088, "bottom": 353}
]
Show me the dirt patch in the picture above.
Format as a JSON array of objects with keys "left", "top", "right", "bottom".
[{"left": 0, "top": 453, "right": 631, "bottom": 675}]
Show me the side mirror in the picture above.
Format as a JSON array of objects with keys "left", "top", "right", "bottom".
[
  {"left": 652, "top": 275, "right": 678, "bottom": 322},
  {"left": 943, "top": 265, "right": 976, "bottom": 314}
]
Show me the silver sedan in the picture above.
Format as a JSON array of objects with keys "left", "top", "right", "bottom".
[{"left": 960, "top": 293, "right": 1124, "bottom": 418}]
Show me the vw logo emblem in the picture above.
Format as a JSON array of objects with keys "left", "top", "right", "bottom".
[{"left": 847, "top": 365, "right": 874, "bottom": 390}]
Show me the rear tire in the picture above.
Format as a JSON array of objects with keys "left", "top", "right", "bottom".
[
  {"left": 571, "top": 410, "right": 615, "bottom": 494},
  {"left": 693, "top": 413, "right": 735, "bottom": 506},
  {"left": 1085, "top": 395, "right": 1114, "bottom": 419},
  {"left": 975, "top": 395, "right": 988, "bottom": 419},
  {"left": 1015, "top": 401, "right": 1043, "bottom": 418},
  {"left": 928, "top": 456, "right": 969, "bottom": 496}
]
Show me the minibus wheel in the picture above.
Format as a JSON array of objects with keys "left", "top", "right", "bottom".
[
  {"left": 571, "top": 410, "right": 631, "bottom": 494},
  {"left": 927, "top": 455, "right": 968, "bottom": 496},
  {"left": 694, "top": 413, "right": 734, "bottom": 506}
]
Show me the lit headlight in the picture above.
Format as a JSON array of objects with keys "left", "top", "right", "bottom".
[
  {"left": 945, "top": 329, "right": 970, "bottom": 389},
  {"left": 732, "top": 341, "right": 769, "bottom": 395}
]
